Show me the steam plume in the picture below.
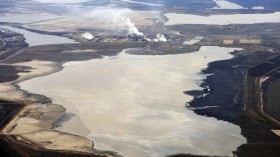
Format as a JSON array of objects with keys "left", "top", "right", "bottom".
[
  {"left": 126, "top": 18, "right": 144, "bottom": 36},
  {"left": 81, "top": 32, "right": 94, "bottom": 40}
]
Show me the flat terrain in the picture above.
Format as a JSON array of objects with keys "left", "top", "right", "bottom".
[
  {"left": 0, "top": 100, "right": 23, "bottom": 156},
  {"left": 266, "top": 78, "right": 280, "bottom": 121},
  {"left": 0, "top": 28, "right": 279, "bottom": 157},
  {"left": 1, "top": 0, "right": 280, "bottom": 156},
  {"left": 234, "top": 55, "right": 280, "bottom": 157}
]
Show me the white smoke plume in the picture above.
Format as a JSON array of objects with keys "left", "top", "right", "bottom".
[
  {"left": 81, "top": 32, "right": 94, "bottom": 40},
  {"left": 153, "top": 33, "right": 167, "bottom": 42},
  {"left": 144, "top": 37, "right": 152, "bottom": 42},
  {"left": 126, "top": 18, "right": 144, "bottom": 36}
]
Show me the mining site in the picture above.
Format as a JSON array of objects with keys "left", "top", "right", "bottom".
[{"left": 0, "top": 0, "right": 280, "bottom": 157}]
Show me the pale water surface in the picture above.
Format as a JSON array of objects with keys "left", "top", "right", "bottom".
[
  {"left": 0, "top": 14, "right": 63, "bottom": 23},
  {"left": 183, "top": 37, "right": 204, "bottom": 45},
  {"left": 20, "top": 46, "right": 246, "bottom": 157},
  {"left": 0, "top": 26, "right": 77, "bottom": 46},
  {"left": 212, "top": 0, "right": 246, "bottom": 9},
  {"left": 165, "top": 12, "right": 280, "bottom": 25}
]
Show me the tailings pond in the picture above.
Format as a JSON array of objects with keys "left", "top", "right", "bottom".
[{"left": 20, "top": 46, "right": 246, "bottom": 157}]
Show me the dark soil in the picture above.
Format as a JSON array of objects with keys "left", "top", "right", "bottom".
[{"left": 185, "top": 51, "right": 280, "bottom": 157}]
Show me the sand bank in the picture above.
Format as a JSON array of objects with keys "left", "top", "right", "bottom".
[{"left": 0, "top": 60, "right": 113, "bottom": 156}]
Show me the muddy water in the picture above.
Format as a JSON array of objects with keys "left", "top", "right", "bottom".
[
  {"left": 20, "top": 46, "right": 246, "bottom": 157},
  {"left": 0, "top": 26, "right": 77, "bottom": 46}
]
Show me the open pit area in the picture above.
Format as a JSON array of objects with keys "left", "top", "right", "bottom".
[
  {"left": 1, "top": 23, "right": 280, "bottom": 157},
  {"left": 0, "top": 30, "right": 279, "bottom": 157},
  {"left": 232, "top": 55, "right": 280, "bottom": 157},
  {"left": 0, "top": 0, "right": 280, "bottom": 157}
]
